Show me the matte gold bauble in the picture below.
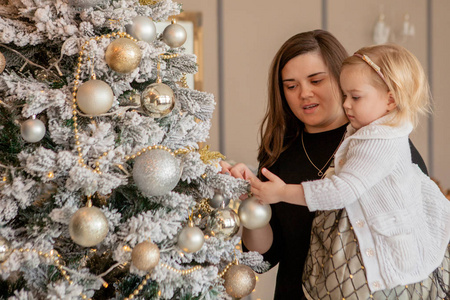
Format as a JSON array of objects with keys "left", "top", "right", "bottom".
[
  {"left": 69, "top": 206, "right": 109, "bottom": 247},
  {"left": 177, "top": 224, "right": 204, "bottom": 253},
  {"left": 0, "top": 51, "right": 6, "bottom": 73},
  {"left": 238, "top": 196, "right": 272, "bottom": 230},
  {"left": 224, "top": 264, "right": 256, "bottom": 298},
  {"left": 162, "top": 22, "right": 187, "bottom": 48},
  {"left": 105, "top": 38, "right": 142, "bottom": 74},
  {"left": 131, "top": 241, "right": 160, "bottom": 271},
  {"left": 76, "top": 79, "right": 114, "bottom": 115},
  {"left": 0, "top": 236, "right": 13, "bottom": 262},
  {"left": 126, "top": 16, "right": 157, "bottom": 43}
]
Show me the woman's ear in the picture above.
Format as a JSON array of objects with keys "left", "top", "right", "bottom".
[{"left": 386, "top": 92, "right": 397, "bottom": 112}]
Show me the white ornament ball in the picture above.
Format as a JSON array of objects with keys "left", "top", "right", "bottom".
[
  {"left": 177, "top": 225, "right": 204, "bottom": 253},
  {"left": 76, "top": 79, "right": 114, "bottom": 115},
  {"left": 131, "top": 241, "right": 160, "bottom": 271},
  {"left": 126, "top": 16, "right": 157, "bottom": 43},
  {"left": 141, "top": 82, "right": 175, "bottom": 118},
  {"left": 223, "top": 264, "right": 257, "bottom": 298},
  {"left": 206, "top": 208, "right": 240, "bottom": 239},
  {"left": 162, "top": 23, "right": 187, "bottom": 48},
  {"left": 238, "top": 197, "right": 272, "bottom": 230},
  {"left": 21, "top": 118, "right": 46, "bottom": 143},
  {"left": 69, "top": 206, "right": 109, "bottom": 247},
  {"left": 105, "top": 38, "right": 142, "bottom": 74},
  {"left": 132, "top": 149, "right": 182, "bottom": 196}
]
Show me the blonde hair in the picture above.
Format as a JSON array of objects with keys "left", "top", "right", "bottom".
[{"left": 342, "top": 44, "right": 431, "bottom": 128}]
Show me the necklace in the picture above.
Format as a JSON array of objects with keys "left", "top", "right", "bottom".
[{"left": 301, "top": 129, "right": 346, "bottom": 177}]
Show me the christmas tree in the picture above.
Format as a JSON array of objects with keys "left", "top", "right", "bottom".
[{"left": 0, "top": 0, "right": 269, "bottom": 298}]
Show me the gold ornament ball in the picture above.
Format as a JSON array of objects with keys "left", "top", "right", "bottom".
[
  {"left": 0, "top": 236, "right": 13, "bottom": 263},
  {"left": 69, "top": 206, "right": 109, "bottom": 247},
  {"left": 105, "top": 38, "right": 142, "bottom": 74},
  {"left": 224, "top": 264, "right": 256, "bottom": 298},
  {"left": 0, "top": 51, "right": 6, "bottom": 73},
  {"left": 140, "top": 82, "right": 175, "bottom": 118},
  {"left": 131, "top": 241, "right": 160, "bottom": 271},
  {"left": 76, "top": 79, "right": 114, "bottom": 115}
]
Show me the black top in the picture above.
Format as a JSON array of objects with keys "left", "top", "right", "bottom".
[{"left": 248, "top": 123, "right": 428, "bottom": 300}]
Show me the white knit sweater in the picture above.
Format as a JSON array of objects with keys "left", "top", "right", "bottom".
[{"left": 302, "top": 116, "right": 450, "bottom": 292}]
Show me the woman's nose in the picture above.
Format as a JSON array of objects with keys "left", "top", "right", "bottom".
[{"left": 300, "top": 86, "right": 313, "bottom": 100}]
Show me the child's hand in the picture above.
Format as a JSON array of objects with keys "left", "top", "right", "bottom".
[{"left": 249, "top": 168, "right": 287, "bottom": 204}]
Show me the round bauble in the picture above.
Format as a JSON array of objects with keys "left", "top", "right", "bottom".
[
  {"left": 206, "top": 208, "right": 240, "bottom": 239},
  {"left": 0, "top": 51, "right": 6, "bottom": 73},
  {"left": 21, "top": 118, "right": 46, "bottom": 143},
  {"left": 131, "top": 241, "right": 160, "bottom": 271},
  {"left": 177, "top": 225, "right": 204, "bottom": 253},
  {"left": 69, "top": 206, "right": 109, "bottom": 247},
  {"left": 0, "top": 236, "right": 13, "bottom": 263},
  {"left": 105, "top": 38, "right": 142, "bottom": 74},
  {"left": 209, "top": 192, "right": 230, "bottom": 209},
  {"left": 140, "top": 82, "right": 175, "bottom": 118},
  {"left": 126, "top": 16, "right": 157, "bottom": 43},
  {"left": 224, "top": 264, "right": 256, "bottom": 298},
  {"left": 76, "top": 79, "right": 114, "bottom": 115},
  {"left": 162, "top": 22, "right": 187, "bottom": 48},
  {"left": 132, "top": 149, "right": 182, "bottom": 196},
  {"left": 68, "top": 0, "right": 105, "bottom": 8},
  {"left": 238, "top": 196, "right": 272, "bottom": 230}
]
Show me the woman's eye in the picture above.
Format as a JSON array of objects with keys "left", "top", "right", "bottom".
[
  {"left": 286, "top": 85, "right": 296, "bottom": 90},
  {"left": 352, "top": 96, "right": 360, "bottom": 100},
  {"left": 311, "top": 79, "right": 322, "bottom": 84}
]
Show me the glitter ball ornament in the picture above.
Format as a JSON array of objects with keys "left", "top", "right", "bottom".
[
  {"left": 238, "top": 196, "right": 272, "bottom": 230},
  {"left": 209, "top": 192, "right": 230, "bottom": 209},
  {"left": 131, "top": 241, "right": 160, "bottom": 271},
  {"left": 21, "top": 117, "right": 46, "bottom": 143},
  {"left": 69, "top": 206, "right": 109, "bottom": 247},
  {"left": 177, "top": 222, "right": 204, "bottom": 253},
  {"left": 105, "top": 38, "right": 142, "bottom": 74},
  {"left": 0, "top": 51, "right": 6, "bottom": 73},
  {"left": 126, "top": 16, "right": 157, "bottom": 43},
  {"left": 140, "top": 82, "right": 175, "bottom": 118},
  {"left": 76, "top": 79, "right": 114, "bottom": 115},
  {"left": 0, "top": 236, "right": 13, "bottom": 263},
  {"left": 132, "top": 149, "right": 182, "bottom": 196},
  {"left": 224, "top": 264, "right": 256, "bottom": 298},
  {"left": 162, "top": 20, "right": 187, "bottom": 48},
  {"left": 206, "top": 208, "right": 240, "bottom": 239}
]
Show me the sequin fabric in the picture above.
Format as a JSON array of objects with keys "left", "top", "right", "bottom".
[{"left": 303, "top": 209, "right": 450, "bottom": 299}]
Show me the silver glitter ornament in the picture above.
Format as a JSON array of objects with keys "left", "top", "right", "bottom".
[
  {"left": 132, "top": 149, "right": 182, "bottom": 196},
  {"left": 206, "top": 208, "right": 240, "bottom": 239},
  {"left": 162, "top": 20, "right": 187, "bottom": 48},
  {"left": 126, "top": 16, "right": 157, "bottom": 43},
  {"left": 105, "top": 38, "right": 142, "bottom": 74},
  {"left": 131, "top": 241, "right": 160, "bottom": 271},
  {"left": 223, "top": 264, "right": 256, "bottom": 298},
  {"left": 21, "top": 117, "right": 46, "bottom": 143},
  {"left": 69, "top": 206, "right": 109, "bottom": 247},
  {"left": 141, "top": 82, "right": 175, "bottom": 118},
  {"left": 0, "top": 51, "right": 6, "bottom": 73},
  {"left": 238, "top": 196, "right": 272, "bottom": 230},
  {"left": 68, "top": 0, "right": 105, "bottom": 8},
  {"left": 76, "top": 79, "right": 114, "bottom": 115},
  {"left": 177, "top": 222, "right": 204, "bottom": 253},
  {"left": 209, "top": 192, "right": 230, "bottom": 209},
  {"left": 0, "top": 236, "right": 13, "bottom": 263}
]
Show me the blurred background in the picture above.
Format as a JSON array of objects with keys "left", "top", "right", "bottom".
[{"left": 174, "top": 0, "right": 450, "bottom": 298}]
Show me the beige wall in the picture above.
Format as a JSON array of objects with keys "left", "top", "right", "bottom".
[{"left": 180, "top": 1, "right": 450, "bottom": 299}]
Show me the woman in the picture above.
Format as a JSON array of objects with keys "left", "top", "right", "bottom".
[{"left": 220, "top": 30, "right": 440, "bottom": 299}]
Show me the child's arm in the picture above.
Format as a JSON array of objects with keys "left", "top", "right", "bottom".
[{"left": 249, "top": 168, "right": 307, "bottom": 206}]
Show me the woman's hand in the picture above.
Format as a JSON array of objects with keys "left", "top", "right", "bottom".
[
  {"left": 250, "top": 168, "right": 307, "bottom": 206},
  {"left": 219, "top": 161, "right": 257, "bottom": 181}
]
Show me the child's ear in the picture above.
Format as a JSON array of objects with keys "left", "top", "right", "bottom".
[{"left": 387, "top": 92, "right": 397, "bottom": 111}]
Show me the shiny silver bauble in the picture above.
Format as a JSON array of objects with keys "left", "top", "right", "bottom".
[
  {"left": 206, "top": 208, "right": 240, "bottom": 239},
  {"left": 140, "top": 82, "right": 175, "bottom": 118},
  {"left": 132, "top": 149, "right": 182, "bottom": 197},
  {"left": 126, "top": 16, "right": 157, "bottom": 43},
  {"left": 69, "top": 206, "right": 109, "bottom": 247},
  {"left": 131, "top": 241, "right": 160, "bottom": 271},
  {"left": 177, "top": 225, "right": 204, "bottom": 253},
  {"left": 68, "top": 0, "right": 105, "bottom": 8},
  {"left": 105, "top": 38, "right": 142, "bottom": 74},
  {"left": 162, "top": 22, "right": 187, "bottom": 48},
  {"left": 223, "top": 264, "right": 257, "bottom": 298},
  {"left": 209, "top": 192, "right": 230, "bottom": 209},
  {"left": 0, "top": 236, "right": 13, "bottom": 263},
  {"left": 21, "top": 118, "right": 46, "bottom": 143},
  {"left": 76, "top": 79, "right": 114, "bottom": 115},
  {"left": 238, "top": 197, "right": 272, "bottom": 230}
]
